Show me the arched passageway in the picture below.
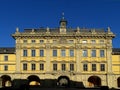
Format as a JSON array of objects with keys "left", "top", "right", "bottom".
[
  {"left": 117, "top": 77, "right": 120, "bottom": 87},
  {"left": 27, "top": 75, "right": 40, "bottom": 86},
  {"left": 1, "top": 75, "right": 12, "bottom": 87},
  {"left": 88, "top": 76, "right": 101, "bottom": 87},
  {"left": 57, "top": 76, "right": 70, "bottom": 87}
]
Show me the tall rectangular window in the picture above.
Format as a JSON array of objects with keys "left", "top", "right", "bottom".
[
  {"left": 23, "top": 50, "right": 27, "bottom": 57},
  {"left": 70, "top": 64, "right": 74, "bottom": 71},
  {"left": 53, "top": 64, "right": 57, "bottom": 71},
  {"left": 61, "top": 50, "right": 66, "bottom": 57},
  {"left": 40, "top": 50, "right": 44, "bottom": 57},
  {"left": 91, "top": 50, "right": 96, "bottom": 57},
  {"left": 31, "top": 50, "right": 36, "bottom": 57},
  {"left": 40, "top": 63, "right": 44, "bottom": 70},
  {"left": 31, "top": 63, "right": 36, "bottom": 71},
  {"left": 100, "top": 64, "right": 105, "bottom": 71},
  {"left": 23, "top": 40, "right": 27, "bottom": 43},
  {"left": 4, "top": 55, "right": 8, "bottom": 61},
  {"left": 4, "top": 65, "right": 8, "bottom": 71},
  {"left": 70, "top": 50, "right": 74, "bottom": 57},
  {"left": 82, "top": 50, "right": 88, "bottom": 57},
  {"left": 31, "top": 40, "right": 36, "bottom": 43},
  {"left": 61, "top": 64, "right": 66, "bottom": 71},
  {"left": 53, "top": 50, "right": 57, "bottom": 57},
  {"left": 83, "top": 64, "right": 88, "bottom": 71},
  {"left": 100, "top": 50, "right": 105, "bottom": 57},
  {"left": 23, "top": 63, "right": 27, "bottom": 71},
  {"left": 91, "top": 40, "right": 96, "bottom": 43},
  {"left": 92, "top": 64, "right": 96, "bottom": 71}
]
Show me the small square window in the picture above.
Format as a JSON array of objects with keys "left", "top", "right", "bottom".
[
  {"left": 91, "top": 40, "right": 96, "bottom": 43},
  {"left": 82, "top": 40, "right": 87, "bottom": 43},
  {"left": 40, "top": 40, "right": 44, "bottom": 43},
  {"left": 31, "top": 40, "right": 36, "bottom": 43},
  {"left": 23, "top": 40, "right": 27, "bottom": 43}
]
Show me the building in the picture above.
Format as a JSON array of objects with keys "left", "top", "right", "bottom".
[{"left": 0, "top": 17, "right": 120, "bottom": 88}]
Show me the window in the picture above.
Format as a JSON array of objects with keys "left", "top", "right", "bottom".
[
  {"left": 23, "top": 40, "right": 27, "bottom": 43},
  {"left": 61, "top": 50, "right": 66, "bottom": 57},
  {"left": 100, "top": 64, "right": 105, "bottom": 71},
  {"left": 31, "top": 40, "right": 36, "bottom": 43},
  {"left": 31, "top": 50, "right": 36, "bottom": 57},
  {"left": 23, "top": 63, "right": 27, "bottom": 70},
  {"left": 23, "top": 50, "right": 27, "bottom": 57},
  {"left": 4, "top": 55, "right": 8, "bottom": 61},
  {"left": 31, "top": 64, "right": 36, "bottom": 71},
  {"left": 53, "top": 40, "right": 57, "bottom": 43},
  {"left": 92, "top": 64, "right": 96, "bottom": 71},
  {"left": 70, "top": 64, "right": 74, "bottom": 71},
  {"left": 91, "top": 40, "right": 96, "bottom": 43},
  {"left": 53, "top": 64, "right": 57, "bottom": 71},
  {"left": 53, "top": 50, "right": 57, "bottom": 57},
  {"left": 61, "top": 64, "right": 66, "bottom": 71},
  {"left": 68, "top": 40, "right": 74, "bottom": 43},
  {"left": 91, "top": 50, "right": 96, "bottom": 57},
  {"left": 70, "top": 50, "right": 74, "bottom": 57},
  {"left": 100, "top": 50, "right": 105, "bottom": 57},
  {"left": 82, "top": 50, "right": 88, "bottom": 57},
  {"left": 82, "top": 40, "right": 87, "bottom": 43},
  {"left": 83, "top": 64, "right": 88, "bottom": 71},
  {"left": 40, "top": 63, "right": 44, "bottom": 70},
  {"left": 100, "top": 40, "right": 104, "bottom": 43},
  {"left": 40, "top": 40, "right": 44, "bottom": 43},
  {"left": 4, "top": 65, "right": 8, "bottom": 71},
  {"left": 40, "top": 50, "right": 44, "bottom": 57}
]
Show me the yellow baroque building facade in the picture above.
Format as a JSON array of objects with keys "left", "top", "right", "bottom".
[{"left": 0, "top": 17, "right": 120, "bottom": 88}]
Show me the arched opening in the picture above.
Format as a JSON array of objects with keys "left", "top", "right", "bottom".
[
  {"left": 27, "top": 75, "right": 40, "bottom": 86},
  {"left": 88, "top": 76, "right": 101, "bottom": 87},
  {"left": 117, "top": 77, "right": 120, "bottom": 87},
  {"left": 57, "top": 76, "right": 70, "bottom": 87},
  {"left": 1, "top": 75, "right": 12, "bottom": 87}
]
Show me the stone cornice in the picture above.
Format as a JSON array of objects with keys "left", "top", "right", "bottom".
[{"left": 12, "top": 32, "right": 115, "bottom": 39}]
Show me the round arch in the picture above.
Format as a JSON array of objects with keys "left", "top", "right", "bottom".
[
  {"left": 57, "top": 76, "right": 70, "bottom": 87},
  {"left": 88, "top": 76, "right": 101, "bottom": 87},
  {"left": 27, "top": 75, "right": 40, "bottom": 86},
  {"left": 1, "top": 75, "right": 12, "bottom": 87},
  {"left": 117, "top": 77, "right": 120, "bottom": 87}
]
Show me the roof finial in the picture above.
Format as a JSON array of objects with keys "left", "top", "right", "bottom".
[{"left": 62, "top": 12, "right": 64, "bottom": 19}]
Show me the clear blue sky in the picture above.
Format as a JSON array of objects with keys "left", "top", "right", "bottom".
[{"left": 0, "top": 0, "right": 120, "bottom": 48}]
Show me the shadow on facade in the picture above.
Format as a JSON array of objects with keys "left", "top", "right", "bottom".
[{"left": 11, "top": 79, "right": 85, "bottom": 89}]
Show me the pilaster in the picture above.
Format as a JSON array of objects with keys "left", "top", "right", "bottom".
[
  {"left": 106, "top": 39, "right": 112, "bottom": 73},
  {"left": 46, "top": 43, "right": 51, "bottom": 72},
  {"left": 15, "top": 38, "right": 21, "bottom": 73},
  {"left": 76, "top": 44, "right": 81, "bottom": 72}
]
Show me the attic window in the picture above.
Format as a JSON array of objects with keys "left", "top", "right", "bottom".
[{"left": 4, "top": 49, "right": 7, "bottom": 52}]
